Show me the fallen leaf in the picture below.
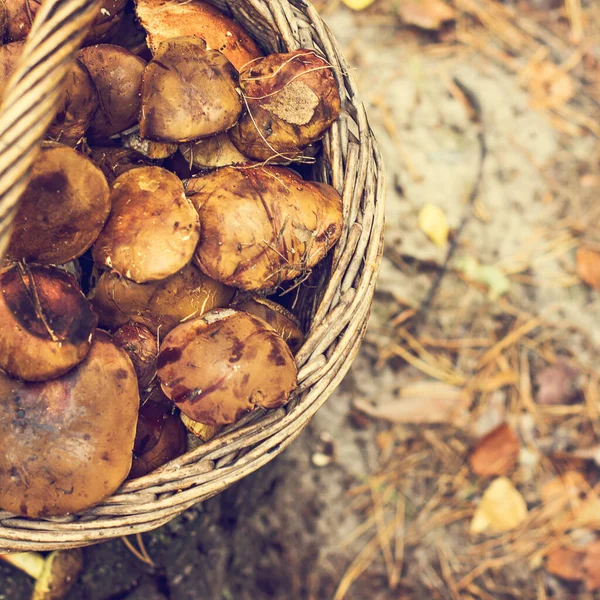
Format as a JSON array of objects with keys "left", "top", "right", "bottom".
[
  {"left": 342, "top": 0, "right": 377, "bottom": 11},
  {"left": 354, "top": 382, "right": 468, "bottom": 424},
  {"left": 546, "top": 547, "right": 586, "bottom": 581},
  {"left": 469, "top": 424, "right": 520, "bottom": 477},
  {"left": 470, "top": 477, "right": 528, "bottom": 535},
  {"left": 541, "top": 471, "right": 587, "bottom": 506},
  {"left": 418, "top": 203, "right": 449, "bottom": 247},
  {"left": 540, "top": 471, "right": 600, "bottom": 528},
  {"left": 583, "top": 541, "right": 600, "bottom": 591},
  {"left": 535, "top": 361, "right": 579, "bottom": 405},
  {"left": 456, "top": 256, "right": 510, "bottom": 299},
  {"left": 398, "top": 0, "right": 455, "bottom": 30},
  {"left": 528, "top": 62, "right": 575, "bottom": 111},
  {"left": 577, "top": 247, "right": 600, "bottom": 290}
]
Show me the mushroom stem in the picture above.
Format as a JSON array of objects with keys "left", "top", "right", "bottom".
[
  {"left": 0, "top": 552, "right": 45, "bottom": 579},
  {"left": 0, "top": 549, "right": 84, "bottom": 600}
]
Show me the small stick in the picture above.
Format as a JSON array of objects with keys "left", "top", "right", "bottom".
[{"left": 410, "top": 79, "right": 488, "bottom": 334}]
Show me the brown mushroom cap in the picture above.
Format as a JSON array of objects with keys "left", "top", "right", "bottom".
[
  {"left": 233, "top": 297, "right": 304, "bottom": 354},
  {"left": 85, "top": 0, "right": 128, "bottom": 44},
  {"left": 6, "top": 143, "right": 111, "bottom": 264},
  {"left": 139, "top": 36, "right": 242, "bottom": 143},
  {"left": 113, "top": 322, "right": 157, "bottom": 389},
  {"left": 0, "top": 1, "right": 7, "bottom": 40},
  {"left": 36, "top": 548, "right": 84, "bottom": 600},
  {"left": 4, "top": 0, "right": 39, "bottom": 42},
  {"left": 47, "top": 59, "right": 99, "bottom": 146},
  {"left": 0, "top": 49, "right": 99, "bottom": 147},
  {"left": 89, "top": 263, "right": 234, "bottom": 333},
  {"left": 78, "top": 44, "right": 146, "bottom": 139},
  {"left": 89, "top": 146, "right": 153, "bottom": 185},
  {"left": 230, "top": 49, "right": 342, "bottom": 161},
  {"left": 133, "top": 384, "right": 172, "bottom": 457},
  {"left": 129, "top": 411, "right": 186, "bottom": 479},
  {"left": 134, "top": 0, "right": 263, "bottom": 71},
  {"left": 179, "top": 132, "right": 250, "bottom": 170},
  {"left": 189, "top": 165, "right": 343, "bottom": 290},
  {"left": 0, "top": 40, "right": 25, "bottom": 98},
  {"left": 121, "top": 130, "right": 178, "bottom": 159},
  {"left": 92, "top": 166, "right": 199, "bottom": 283},
  {"left": 0, "top": 330, "right": 139, "bottom": 517},
  {"left": 0, "top": 264, "right": 97, "bottom": 382},
  {"left": 157, "top": 308, "right": 297, "bottom": 426}
]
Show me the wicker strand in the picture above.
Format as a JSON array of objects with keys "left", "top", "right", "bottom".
[{"left": 0, "top": 0, "right": 100, "bottom": 256}]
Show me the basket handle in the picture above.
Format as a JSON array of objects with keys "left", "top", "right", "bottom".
[{"left": 0, "top": 0, "right": 100, "bottom": 258}]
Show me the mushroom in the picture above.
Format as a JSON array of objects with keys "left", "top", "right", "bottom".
[
  {"left": 230, "top": 49, "right": 341, "bottom": 161},
  {"left": 134, "top": 0, "right": 263, "bottom": 71},
  {"left": 0, "top": 330, "right": 139, "bottom": 517},
  {"left": 179, "top": 133, "right": 250, "bottom": 170},
  {"left": 232, "top": 296, "right": 305, "bottom": 354},
  {"left": 89, "top": 263, "right": 233, "bottom": 333},
  {"left": 0, "top": 264, "right": 97, "bottom": 382},
  {"left": 130, "top": 411, "right": 187, "bottom": 479},
  {"left": 180, "top": 413, "right": 220, "bottom": 442},
  {"left": 121, "top": 130, "right": 178, "bottom": 159},
  {"left": 188, "top": 165, "right": 343, "bottom": 291},
  {"left": 78, "top": 44, "right": 146, "bottom": 139},
  {"left": 157, "top": 308, "right": 297, "bottom": 426},
  {"left": 92, "top": 166, "right": 199, "bottom": 283},
  {"left": 139, "top": 37, "right": 242, "bottom": 143},
  {"left": 6, "top": 143, "right": 111, "bottom": 265},
  {"left": 0, "top": 549, "right": 83, "bottom": 600},
  {"left": 113, "top": 322, "right": 157, "bottom": 389},
  {"left": 129, "top": 386, "right": 186, "bottom": 478},
  {"left": 88, "top": 146, "right": 152, "bottom": 185}
]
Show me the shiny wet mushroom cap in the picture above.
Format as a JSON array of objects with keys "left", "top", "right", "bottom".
[
  {"left": 157, "top": 308, "right": 297, "bottom": 426},
  {"left": 0, "top": 330, "right": 139, "bottom": 517},
  {"left": 0, "top": 264, "right": 97, "bottom": 382},
  {"left": 92, "top": 166, "right": 199, "bottom": 283}
]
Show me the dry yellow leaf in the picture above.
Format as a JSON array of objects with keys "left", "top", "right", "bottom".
[
  {"left": 470, "top": 477, "right": 527, "bottom": 535},
  {"left": 342, "top": 0, "right": 377, "bottom": 11},
  {"left": 418, "top": 203, "right": 448, "bottom": 247}
]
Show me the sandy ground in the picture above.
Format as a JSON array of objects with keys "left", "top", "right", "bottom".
[{"left": 1, "top": 3, "right": 600, "bottom": 599}]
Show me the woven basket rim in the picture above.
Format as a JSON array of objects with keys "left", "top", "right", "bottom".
[{"left": 0, "top": 0, "right": 386, "bottom": 551}]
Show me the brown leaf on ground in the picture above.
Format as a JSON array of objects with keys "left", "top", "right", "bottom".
[
  {"left": 577, "top": 247, "right": 600, "bottom": 290},
  {"left": 353, "top": 382, "right": 468, "bottom": 424},
  {"left": 398, "top": 0, "right": 455, "bottom": 30},
  {"left": 583, "top": 541, "right": 600, "bottom": 591},
  {"left": 534, "top": 361, "right": 579, "bottom": 405},
  {"left": 470, "top": 477, "right": 528, "bottom": 534},
  {"left": 541, "top": 471, "right": 587, "bottom": 506},
  {"left": 469, "top": 423, "right": 520, "bottom": 477},
  {"left": 546, "top": 547, "right": 586, "bottom": 581}
]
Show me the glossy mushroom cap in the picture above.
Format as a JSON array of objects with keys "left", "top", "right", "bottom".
[
  {"left": 157, "top": 309, "right": 297, "bottom": 426},
  {"left": 0, "top": 331, "right": 139, "bottom": 517}
]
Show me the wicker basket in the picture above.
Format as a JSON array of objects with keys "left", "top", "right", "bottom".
[{"left": 0, "top": 0, "right": 385, "bottom": 551}]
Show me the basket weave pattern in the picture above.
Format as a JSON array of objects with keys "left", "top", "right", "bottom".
[{"left": 0, "top": 0, "right": 385, "bottom": 551}]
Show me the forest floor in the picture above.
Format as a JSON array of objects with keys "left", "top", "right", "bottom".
[{"left": 2, "top": 1, "right": 600, "bottom": 599}]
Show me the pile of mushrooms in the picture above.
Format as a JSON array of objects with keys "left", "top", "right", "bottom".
[{"left": 0, "top": 0, "right": 344, "bottom": 532}]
